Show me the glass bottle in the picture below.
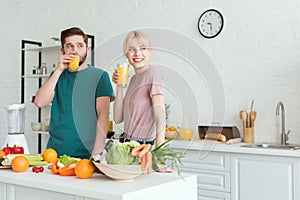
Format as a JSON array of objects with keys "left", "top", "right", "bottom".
[{"left": 41, "top": 63, "right": 47, "bottom": 75}]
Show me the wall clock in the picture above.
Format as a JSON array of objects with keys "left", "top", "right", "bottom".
[{"left": 198, "top": 9, "right": 224, "bottom": 39}]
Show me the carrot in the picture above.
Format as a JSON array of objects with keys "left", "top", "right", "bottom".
[
  {"left": 131, "top": 144, "right": 146, "bottom": 156},
  {"left": 141, "top": 154, "right": 146, "bottom": 171},
  {"left": 146, "top": 151, "right": 152, "bottom": 175},
  {"left": 138, "top": 144, "right": 151, "bottom": 159}
]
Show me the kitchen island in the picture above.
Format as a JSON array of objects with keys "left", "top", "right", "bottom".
[{"left": 0, "top": 168, "right": 197, "bottom": 200}]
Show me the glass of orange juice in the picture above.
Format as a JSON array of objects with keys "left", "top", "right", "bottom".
[
  {"left": 69, "top": 55, "right": 80, "bottom": 72},
  {"left": 117, "top": 63, "right": 129, "bottom": 88},
  {"left": 178, "top": 118, "right": 195, "bottom": 140}
]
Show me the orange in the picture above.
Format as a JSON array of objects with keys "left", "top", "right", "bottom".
[
  {"left": 0, "top": 150, "right": 6, "bottom": 158},
  {"left": 168, "top": 126, "right": 176, "bottom": 131},
  {"left": 12, "top": 156, "right": 29, "bottom": 172},
  {"left": 42, "top": 148, "right": 58, "bottom": 163},
  {"left": 75, "top": 159, "right": 95, "bottom": 179}
]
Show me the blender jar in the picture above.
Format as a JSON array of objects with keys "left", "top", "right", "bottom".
[{"left": 5, "top": 104, "right": 26, "bottom": 134}]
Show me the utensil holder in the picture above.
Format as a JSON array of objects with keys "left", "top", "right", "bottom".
[{"left": 244, "top": 127, "right": 254, "bottom": 144}]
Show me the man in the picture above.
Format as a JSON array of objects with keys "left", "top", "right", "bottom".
[{"left": 34, "top": 27, "right": 114, "bottom": 158}]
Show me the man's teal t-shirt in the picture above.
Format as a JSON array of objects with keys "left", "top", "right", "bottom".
[{"left": 47, "top": 66, "right": 114, "bottom": 159}]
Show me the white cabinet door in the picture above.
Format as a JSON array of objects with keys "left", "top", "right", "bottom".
[
  {"left": 231, "top": 153, "right": 300, "bottom": 200},
  {"left": 7, "top": 184, "right": 83, "bottom": 200},
  {"left": 0, "top": 182, "right": 6, "bottom": 200}
]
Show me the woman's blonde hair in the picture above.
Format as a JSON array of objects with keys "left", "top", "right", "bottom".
[{"left": 123, "top": 30, "right": 151, "bottom": 53}]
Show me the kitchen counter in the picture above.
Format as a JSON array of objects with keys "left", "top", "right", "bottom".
[
  {"left": 170, "top": 139, "right": 300, "bottom": 200},
  {"left": 0, "top": 168, "right": 197, "bottom": 200},
  {"left": 170, "top": 139, "right": 300, "bottom": 157}
]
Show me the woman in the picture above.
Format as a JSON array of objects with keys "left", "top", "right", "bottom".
[{"left": 112, "top": 30, "right": 166, "bottom": 148}]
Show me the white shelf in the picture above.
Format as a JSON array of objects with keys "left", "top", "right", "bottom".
[
  {"left": 21, "top": 45, "right": 60, "bottom": 52},
  {"left": 22, "top": 74, "right": 50, "bottom": 78},
  {"left": 32, "top": 131, "right": 49, "bottom": 135}
]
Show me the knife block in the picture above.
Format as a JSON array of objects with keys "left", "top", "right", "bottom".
[{"left": 244, "top": 127, "right": 254, "bottom": 144}]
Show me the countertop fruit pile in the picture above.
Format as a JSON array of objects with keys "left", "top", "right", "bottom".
[
  {"left": 0, "top": 139, "right": 186, "bottom": 179},
  {"left": 0, "top": 145, "right": 49, "bottom": 172}
]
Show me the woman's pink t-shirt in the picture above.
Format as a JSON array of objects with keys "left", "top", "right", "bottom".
[{"left": 123, "top": 67, "right": 164, "bottom": 140}]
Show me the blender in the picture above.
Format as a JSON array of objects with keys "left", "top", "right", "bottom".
[{"left": 2, "top": 104, "right": 29, "bottom": 154}]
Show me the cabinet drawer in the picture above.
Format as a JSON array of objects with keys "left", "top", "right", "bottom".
[
  {"left": 7, "top": 184, "right": 82, "bottom": 200},
  {"left": 198, "top": 188, "right": 231, "bottom": 200},
  {"left": 181, "top": 168, "right": 230, "bottom": 192},
  {"left": 180, "top": 150, "right": 230, "bottom": 171}
]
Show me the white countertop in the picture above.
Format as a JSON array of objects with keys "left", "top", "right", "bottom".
[
  {"left": 0, "top": 168, "right": 197, "bottom": 200},
  {"left": 170, "top": 139, "right": 300, "bottom": 157}
]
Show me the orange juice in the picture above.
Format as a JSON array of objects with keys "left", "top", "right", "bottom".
[
  {"left": 108, "top": 120, "right": 113, "bottom": 132},
  {"left": 179, "top": 128, "right": 194, "bottom": 140},
  {"left": 69, "top": 55, "right": 80, "bottom": 72},
  {"left": 117, "top": 63, "right": 129, "bottom": 87}
]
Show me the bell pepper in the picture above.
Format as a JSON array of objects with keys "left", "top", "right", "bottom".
[
  {"left": 3, "top": 145, "right": 14, "bottom": 155},
  {"left": 58, "top": 163, "right": 76, "bottom": 176},
  {"left": 51, "top": 158, "right": 62, "bottom": 174},
  {"left": 13, "top": 145, "right": 24, "bottom": 154},
  {"left": 2, "top": 144, "right": 24, "bottom": 155}
]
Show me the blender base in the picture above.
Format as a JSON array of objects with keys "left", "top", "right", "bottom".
[{"left": 2, "top": 134, "right": 30, "bottom": 154}]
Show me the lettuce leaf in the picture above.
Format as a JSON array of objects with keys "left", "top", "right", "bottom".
[{"left": 59, "top": 155, "right": 81, "bottom": 166}]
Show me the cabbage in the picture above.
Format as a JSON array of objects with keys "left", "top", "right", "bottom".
[{"left": 105, "top": 140, "right": 140, "bottom": 165}]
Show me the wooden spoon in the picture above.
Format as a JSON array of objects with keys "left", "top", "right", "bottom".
[
  {"left": 249, "top": 99, "right": 255, "bottom": 127},
  {"left": 248, "top": 99, "right": 254, "bottom": 127},
  {"left": 250, "top": 111, "right": 257, "bottom": 128},
  {"left": 240, "top": 110, "right": 248, "bottom": 130}
]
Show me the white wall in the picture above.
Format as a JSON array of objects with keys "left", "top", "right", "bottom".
[{"left": 1, "top": 0, "right": 300, "bottom": 153}]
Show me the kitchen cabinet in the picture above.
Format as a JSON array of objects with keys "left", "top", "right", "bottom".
[
  {"left": 231, "top": 153, "right": 300, "bottom": 200},
  {"left": 6, "top": 184, "right": 82, "bottom": 200},
  {"left": 171, "top": 140, "right": 300, "bottom": 200},
  {"left": 0, "top": 182, "right": 5, "bottom": 200},
  {"left": 173, "top": 148, "right": 231, "bottom": 200},
  {"left": 21, "top": 36, "right": 95, "bottom": 153}
]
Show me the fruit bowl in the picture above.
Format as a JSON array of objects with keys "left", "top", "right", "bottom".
[
  {"left": 165, "top": 130, "right": 179, "bottom": 139},
  {"left": 93, "top": 161, "right": 142, "bottom": 181}
]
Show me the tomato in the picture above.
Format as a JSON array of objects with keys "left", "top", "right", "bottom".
[
  {"left": 35, "top": 168, "right": 40, "bottom": 173},
  {"left": 32, "top": 166, "right": 44, "bottom": 173},
  {"left": 32, "top": 166, "right": 37, "bottom": 172}
]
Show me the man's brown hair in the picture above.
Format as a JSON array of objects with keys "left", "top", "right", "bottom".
[{"left": 60, "top": 27, "right": 88, "bottom": 47}]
